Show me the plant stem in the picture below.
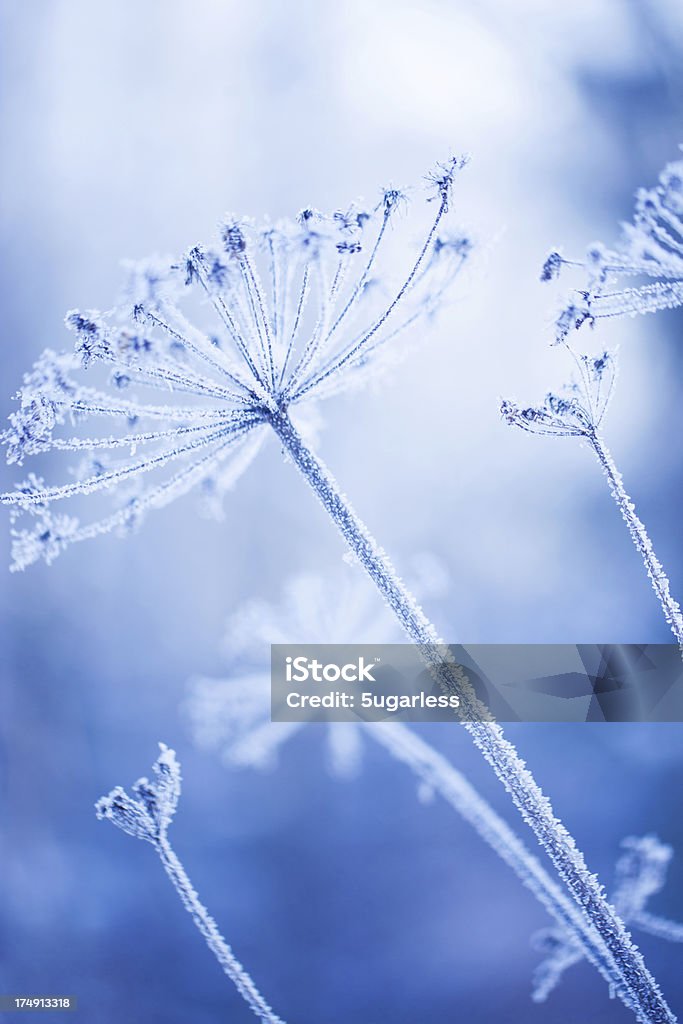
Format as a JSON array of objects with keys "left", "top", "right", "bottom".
[
  {"left": 157, "top": 835, "right": 285, "bottom": 1024},
  {"left": 268, "top": 406, "right": 675, "bottom": 1024},
  {"left": 589, "top": 429, "right": 683, "bottom": 647}
]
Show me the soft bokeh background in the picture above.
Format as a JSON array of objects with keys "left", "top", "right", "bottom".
[{"left": 2, "top": 0, "right": 683, "bottom": 1021}]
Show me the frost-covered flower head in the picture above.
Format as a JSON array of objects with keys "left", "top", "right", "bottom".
[
  {"left": 95, "top": 742, "right": 181, "bottom": 845},
  {"left": 543, "top": 151, "right": 683, "bottom": 343},
  {"left": 502, "top": 341, "right": 683, "bottom": 650},
  {"left": 1, "top": 158, "right": 470, "bottom": 571},
  {"left": 186, "top": 559, "right": 447, "bottom": 779},
  {"left": 500, "top": 347, "right": 617, "bottom": 439},
  {"left": 532, "top": 835, "right": 683, "bottom": 1002}
]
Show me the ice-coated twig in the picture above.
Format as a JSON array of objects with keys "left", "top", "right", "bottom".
[
  {"left": 95, "top": 745, "right": 285, "bottom": 1024},
  {"left": 533, "top": 835, "right": 683, "bottom": 1001},
  {"left": 501, "top": 346, "right": 683, "bottom": 648},
  {"left": 590, "top": 434, "right": 683, "bottom": 646}
]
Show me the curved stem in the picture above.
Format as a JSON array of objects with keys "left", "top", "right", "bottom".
[
  {"left": 157, "top": 835, "right": 285, "bottom": 1024},
  {"left": 268, "top": 406, "right": 675, "bottom": 1024}
]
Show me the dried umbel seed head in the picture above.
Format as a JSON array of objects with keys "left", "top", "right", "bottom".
[
  {"left": 1, "top": 158, "right": 471, "bottom": 570},
  {"left": 95, "top": 743, "right": 181, "bottom": 844},
  {"left": 501, "top": 348, "right": 616, "bottom": 438},
  {"left": 542, "top": 151, "right": 683, "bottom": 341}
]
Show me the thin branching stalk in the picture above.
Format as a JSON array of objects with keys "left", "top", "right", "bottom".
[
  {"left": 501, "top": 347, "right": 683, "bottom": 652},
  {"left": 269, "top": 407, "right": 675, "bottom": 1024},
  {"left": 96, "top": 745, "right": 285, "bottom": 1024},
  {"left": 156, "top": 835, "right": 285, "bottom": 1024},
  {"left": 588, "top": 428, "right": 683, "bottom": 647},
  {"left": 635, "top": 914, "right": 683, "bottom": 943}
]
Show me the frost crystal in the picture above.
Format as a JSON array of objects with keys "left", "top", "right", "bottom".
[
  {"left": 533, "top": 836, "right": 683, "bottom": 1002},
  {"left": 544, "top": 152, "right": 683, "bottom": 341},
  {"left": 1, "top": 159, "right": 470, "bottom": 569}
]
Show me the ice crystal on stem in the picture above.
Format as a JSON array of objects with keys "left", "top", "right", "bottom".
[
  {"left": 502, "top": 346, "right": 683, "bottom": 648},
  {"left": 96, "top": 744, "right": 285, "bottom": 1024},
  {"left": 533, "top": 836, "right": 683, "bottom": 1002},
  {"left": 544, "top": 152, "right": 683, "bottom": 342},
  {"left": 1, "top": 158, "right": 470, "bottom": 570}
]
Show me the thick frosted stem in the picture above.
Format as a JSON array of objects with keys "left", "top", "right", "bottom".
[
  {"left": 589, "top": 430, "right": 683, "bottom": 648},
  {"left": 157, "top": 835, "right": 285, "bottom": 1024},
  {"left": 268, "top": 407, "right": 675, "bottom": 1024}
]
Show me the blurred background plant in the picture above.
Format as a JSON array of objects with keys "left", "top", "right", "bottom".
[{"left": 532, "top": 834, "right": 683, "bottom": 1005}]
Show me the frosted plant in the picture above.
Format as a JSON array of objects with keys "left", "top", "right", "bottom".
[
  {"left": 95, "top": 744, "right": 285, "bottom": 1024},
  {"left": 533, "top": 835, "right": 683, "bottom": 1003},
  {"left": 501, "top": 346, "right": 683, "bottom": 648},
  {"left": 187, "top": 568, "right": 665, "bottom": 1015},
  {"left": 542, "top": 152, "right": 683, "bottom": 343},
  {"left": 1, "top": 158, "right": 471, "bottom": 570},
  {"left": 2, "top": 162, "right": 674, "bottom": 1023}
]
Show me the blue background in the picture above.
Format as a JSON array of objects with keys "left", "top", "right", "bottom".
[{"left": 1, "top": 1, "right": 683, "bottom": 1021}]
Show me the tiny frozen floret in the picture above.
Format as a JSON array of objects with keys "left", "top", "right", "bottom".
[{"left": 95, "top": 742, "right": 181, "bottom": 844}]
